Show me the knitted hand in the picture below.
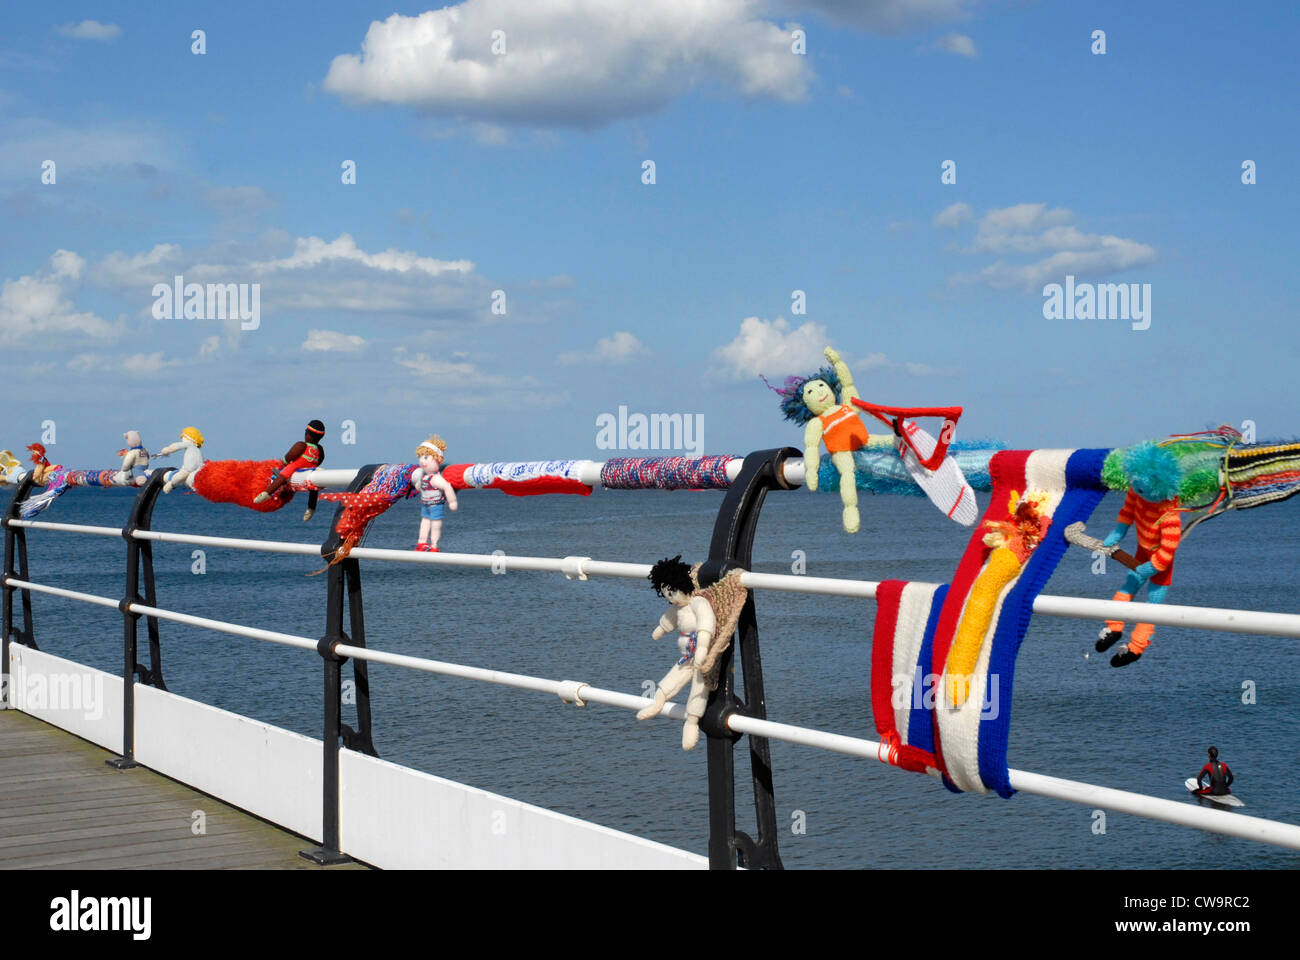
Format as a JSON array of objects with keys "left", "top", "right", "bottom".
[
  {"left": 1135, "top": 561, "right": 1158, "bottom": 581},
  {"left": 1103, "top": 523, "right": 1129, "bottom": 548}
]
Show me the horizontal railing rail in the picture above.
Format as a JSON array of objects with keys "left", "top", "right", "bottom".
[
  {"left": 4, "top": 572, "right": 1299, "bottom": 852},
  {"left": 8, "top": 517, "right": 1300, "bottom": 639}
]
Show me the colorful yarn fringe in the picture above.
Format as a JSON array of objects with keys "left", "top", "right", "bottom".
[
  {"left": 317, "top": 463, "right": 418, "bottom": 563},
  {"left": 870, "top": 448, "right": 1110, "bottom": 797},
  {"left": 193, "top": 459, "right": 291, "bottom": 512},
  {"left": 600, "top": 456, "right": 736, "bottom": 490},
  {"left": 817, "top": 440, "right": 1005, "bottom": 496}
]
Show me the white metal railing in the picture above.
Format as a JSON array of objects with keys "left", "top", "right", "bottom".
[
  {"left": 9, "top": 517, "right": 1300, "bottom": 638},
  {"left": 3, "top": 513, "right": 1300, "bottom": 853}
]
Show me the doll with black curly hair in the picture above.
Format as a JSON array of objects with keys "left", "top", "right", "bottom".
[{"left": 637, "top": 555, "right": 718, "bottom": 750}]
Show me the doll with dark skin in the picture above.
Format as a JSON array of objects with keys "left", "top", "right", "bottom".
[{"left": 253, "top": 420, "right": 325, "bottom": 507}]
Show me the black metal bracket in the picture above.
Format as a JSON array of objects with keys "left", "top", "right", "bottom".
[
  {"left": 108, "top": 470, "right": 170, "bottom": 770},
  {"left": 301, "top": 464, "right": 382, "bottom": 866},
  {"left": 696, "top": 447, "right": 798, "bottom": 870},
  {"left": 124, "top": 470, "right": 167, "bottom": 691},
  {"left": 3, "top": 473, "right": 38, "bottom": 671}
]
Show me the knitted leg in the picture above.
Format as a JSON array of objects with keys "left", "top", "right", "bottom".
[
  {"left": 832, "top": 451, "right": 859, "bottom": 533},
  {"left": 1128, "top": 622, "right": 1154, "bottom": 655},
  {"left": 682, "top": 673, "right": 708, "bottom": 750},
  {"left": 636, "top": 664, "right": 692, "bottom": 720},
  {"left": 1104, "top": 591, "right": 1133, "bottom": 633}
]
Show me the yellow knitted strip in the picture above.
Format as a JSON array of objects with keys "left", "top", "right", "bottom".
[{"left": 944, "top": 547, "right": 1023, "bottom": 707}]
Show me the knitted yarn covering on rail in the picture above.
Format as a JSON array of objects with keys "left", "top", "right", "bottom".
[
  {"left": 317, "top": 463, "right": 418, "bottom": 563},
  {"left": 869, "top": 448, "right": 1109, "bottom": 797},
  {"left": 442, "top": 460, "right": 591, "bottom": 496},
  {"left": 194, "top": 459, "right": 292, "bottom": 512},
  {"left": 601, "top": 456, "right": 736, "bottom": 490}
]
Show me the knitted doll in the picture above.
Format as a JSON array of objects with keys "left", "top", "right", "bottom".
[
  {"left": 114, "top": 430, "right": 151, "bottom": 486},
  {"left": 636, "top": 556, "right": 748, "bottom": 750},
  {"left": 410, "top": 435, "right": 457, "bottom": 552},
  {"left": 1095, "top": 442, "right": 1183, "bottom": 667},
  {"left": 253, "top": 420, "right": 325, "bottom": 505},
  {"left": 946, "top": 489, "right": 1049, "bottom": 705},
  {"left": 158, "top": 427, "right": 206, "bottom": 493},
  {"left": 637, "top": 555, "right": 717, "bottom": 750},
  {"left": 769, "top": 346, "right": 869, "bottom": 533}
]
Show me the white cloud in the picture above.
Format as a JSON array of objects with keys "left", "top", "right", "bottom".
[
  {"left": 394, "top": 348, "right": 485, "bottom": 381},
  {"left": 246, "top": 234, "right": 472, "bottom": 277},
  {"left": 932, "top": 201, "right": 973, "bottom": 228},
  {"left": 936, "top": 202, "right": 1158, "bottom": 290},
  {"left": 199, "top": 336, "right": 221, "bottom": 358},
  {"left": 557, "top": 331, "right": 647, "bottom": 365},
  {"left": 67, "top": 351, "right": 171, "bottom": 374},
  {"left": 94, "top": 243, "right": 183, "bottom": 288},
  {"left": 933, "top": 32, "right": 977, "bottom": 57},
  {"left": 55, "top": 20, "right": 122, "bottom": 41},
  {"left": 303, "top": 329, "right": 368, "bottom": 353},
  {"left": 713, "top": 316, "right": 828, "bottom": 379},
  {"left": 0, "top": 251, "right": 118, "bottom": 347},
  {"left": 323, "top": 0, "right": 811, "bottom": 129}
]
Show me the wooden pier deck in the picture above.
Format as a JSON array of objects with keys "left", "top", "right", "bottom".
[{"left": 0, "top": 710, "right": 369, "bottom": 869}]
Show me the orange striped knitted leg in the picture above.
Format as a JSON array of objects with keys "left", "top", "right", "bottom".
[
  {"left": 1105, "top": 592, "right": 1132, "bottom": 633},
  {"left": 1128, "top": 622, "right": 1154, "bottom": 655}
]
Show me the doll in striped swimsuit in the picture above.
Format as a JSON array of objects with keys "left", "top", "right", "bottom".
[
  {"left": 1095, "top": 442, "right": 1184, "bottom": 667},
  {"left": 411, "top": 435, "right": 458, "bottom": 552}
]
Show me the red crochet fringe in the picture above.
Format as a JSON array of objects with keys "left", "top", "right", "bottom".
[{"left": 194, "top": 459, "right": 291, "bottom": 512}]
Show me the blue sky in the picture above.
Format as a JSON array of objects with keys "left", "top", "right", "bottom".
[{"left": 2, "top": 1, "right": 1296, "bottom": 467}]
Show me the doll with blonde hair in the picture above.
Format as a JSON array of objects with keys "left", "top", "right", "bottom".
[{"left": 411, "top": 435, "right": 458, "bottom": 551}]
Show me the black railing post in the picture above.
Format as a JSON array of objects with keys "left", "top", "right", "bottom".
[
  {"left": 301, "top": 464, "right": 381, "bottom": 865},
  {"left": 107, "top": 470, "right": 167, "bottom": 770},
  {"left": 696, "top": 447, "right": 797, "bottom": 870},
  {"left": 2, "top": 473, "right": 38, "bottom": 709}
]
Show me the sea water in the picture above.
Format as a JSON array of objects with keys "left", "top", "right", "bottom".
[{"left": 16, "top": 485, "right": 1300, "bottom": 869}]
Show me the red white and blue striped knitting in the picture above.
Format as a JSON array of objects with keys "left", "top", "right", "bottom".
[{"left": 870, "top": 448, "right": 1110, "bottom": 796}]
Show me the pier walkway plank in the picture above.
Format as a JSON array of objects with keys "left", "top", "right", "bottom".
[{"left": 0, "top": 710, "right": 370, "bottom": 870}]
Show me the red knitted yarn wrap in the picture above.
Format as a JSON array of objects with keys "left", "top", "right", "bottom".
[{"left": 193, "top": 459, "right": 291, "bottom": 512}]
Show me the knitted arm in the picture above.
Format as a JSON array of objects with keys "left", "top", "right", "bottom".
[
  {"left": 433, "top": 472, "right": 458, "bottom": 511},
  {"left": 158, "top": 441, "right": 184, "bottom": 456},
  {"left": 825, "top": 347, "right": 860, "bottom": 404},
  {"left": 1149, "top": 509, "right": 1182, "bottom": 571},
  {"left": 803, "top": 419, "right": 824, "bottom": 491},
  {"left": 283, "top": 440, "right": 307, "bottom": 464},
  {"left": 653, "top": 609, "right": 677, "bottom": 640}
]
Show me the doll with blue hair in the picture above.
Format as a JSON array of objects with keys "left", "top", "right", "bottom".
[
  {"left": 766, "top": 346, "right": 869, "bottom": 533},
  {"left": 1095, "top": 442, "right": 1184, "bottom": 667}
]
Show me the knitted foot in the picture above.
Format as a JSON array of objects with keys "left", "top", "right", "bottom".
[
  {"left": 843, "top": 505, "right": 860, "bottom": 534},
  {"left": 636, "top": 691, "right": 667, "bottom": 721},
  {"left": 302, "top": 507, "right": 315, "bottom": 522},
  {"left": 163, "top": 481, "right": 174, "bottom": 494},
  {"left": 681, "top": 719, "right": 700, "bottom": 751},
  {"left": 1096, "top": 628, "right": 1123, "bottom": 653},
  {"left": 1110, "top": 647, "right": 1142, "bottom": 668},
  {"left": 252, "top": 492, "right": 270, "bottom": 504}
]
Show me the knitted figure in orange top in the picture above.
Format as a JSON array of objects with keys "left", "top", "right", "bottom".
[
  {"left": 1095, "top": 442, "right": 1183, "bottom": 668},
  {"left": 770, "top": 346, "right": 870, "bottom": 533}
]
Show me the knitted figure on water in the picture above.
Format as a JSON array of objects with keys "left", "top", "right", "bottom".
[
  {"left": 1095, "top": 442, "right": 1183, "bottom": 667},
  {"left": 636, "top": 556, "right": 748, "bottom": 750},
  {"left": 768, "top": 346, "right": 869, "bottom": 533}
]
